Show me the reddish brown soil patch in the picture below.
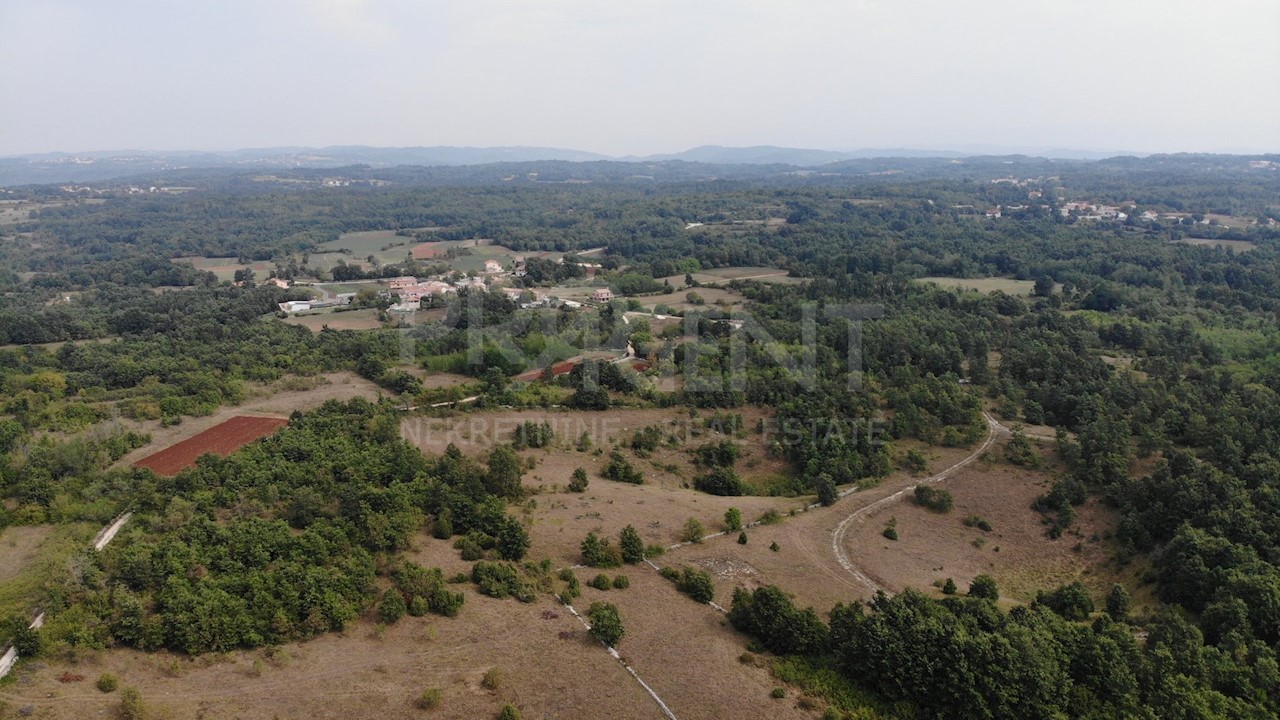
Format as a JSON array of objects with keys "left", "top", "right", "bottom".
[
  {"left": 133, "top": 416, "right": 289, "bottom": 476},
  {"left": 410, "top": 242, "right": 444, "bottom": 259}
]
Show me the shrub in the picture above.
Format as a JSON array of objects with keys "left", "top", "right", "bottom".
[
  {"left": 673, "top": 568, "right": 715, "bottom": 603},
  {"left": 913, "top": 485, "right": 953, "bottom": 513},
  {"left": 512, "top": 420, "right": 554, "bottom": 450},
  {"left": 96, "top": 673, "right": 119, "bottom": 693},
  {"left": 481, "top": 668, "right": 502, "bottom": 690},
  {"left": 619, "top": 525, "right": 645, "bottom": 564},
  {"left": 602, "top": 449, "right": 643, "bottom": 484},
  {"left": 119, "top": 687, "right": 146, "bottom": 720},
  {"left": 969, "top": 574, "right": 999, "bottom": 600},
  {"left": 680, "top": 518, "right": 705, "bottom": 543},
  {"left": 587, "top": 602, "right": 624, "bottom": 647},
  {"left": 882, "top": 527, "right": 898, "bottom": 541},
  {"left": 1106, "top": 583, "right": 1131, "bottom": 620},
  {"left": 379, "top": 590, "right": 407, "bottom": 624},
  {"left": 759, "top": 510, "right": 782, "bottom": 525},
  {"left": 695, "top": 466, "right": 744, "bottom": 496},
  {"left": 472, "top": 561, "right": 534, "bottom": 602},
  {"left": 589, "top": 574, "right": 612, "bottom": 591},
  {"left": 769, "top": 541, "right": 780, "bottom": 552},
  {"left": 497, "top": 704, "right": 521, "bottom": 720},
  {"left": 580, "top": 532, "right": 623, "bottom": 568},
  {"left": 1035, "top": 581, "right": 1095, "bottom": 621},
  {"left": 770, "top": 687, "right": 787, "bottom": 699},
  {"left": 963, "top": 515, "right": 993, "bottom": 532},
  {"left": 942, "top": 578, "right": 957, "bottom": 595},
  {"left": 901, "top": 448, "right": 929, "bottom": 474},
  {"left": 612, "top": 574, "right": 630, "bottom": 589},
  {"left": 724, "top": 507, "right": 743, "bottom": 531},
  {"left": 416, "top": 687, "right": 442, "bottom": 710},
  {"left": 568, "top": 467, "right": 589, "bottom": 493},
  {"left": 737, "top": 531, "right": 748, "bottom": 545}
]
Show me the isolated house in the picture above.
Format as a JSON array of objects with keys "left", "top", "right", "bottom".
[
  {"left": 483, "top": 259, "right": 504, "bottom": 274},
  {"left": 592, "top": 288, "right": 614, "bottom": 302}
]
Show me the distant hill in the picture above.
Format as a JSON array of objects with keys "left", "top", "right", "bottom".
[{"left": 0, "top": 143, "right": 1155, "bottom": 186}]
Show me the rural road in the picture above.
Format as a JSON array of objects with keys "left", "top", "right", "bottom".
[{"left": 830, "top": 412, "right": 1010, "bottom": 595}]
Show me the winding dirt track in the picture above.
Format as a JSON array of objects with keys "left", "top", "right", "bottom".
[{"left": 830, "top": 412, "right": 1009, "bottom": 594}]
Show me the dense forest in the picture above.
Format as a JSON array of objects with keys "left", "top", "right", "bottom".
[{"left": 3, "top": 154, "right": 1280, "bottom": 718}]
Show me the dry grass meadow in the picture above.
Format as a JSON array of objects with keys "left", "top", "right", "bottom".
[{"left": 4, "top": 403, "right": 1141, "bottom": 719}]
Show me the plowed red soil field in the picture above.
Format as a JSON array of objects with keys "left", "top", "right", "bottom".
[{"left": 132, "top": 416, "right": 289, "bottom": 476}]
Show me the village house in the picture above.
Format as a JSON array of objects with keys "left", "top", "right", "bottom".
[
  {"left": 482, "top": 259, "right": 504, "bottom": 274},
  {"left": 592, "top": 288, "right": 614, "bottom": 302},
  {"left": 387, "top": 276, "right": 419, "bottom": 291}
]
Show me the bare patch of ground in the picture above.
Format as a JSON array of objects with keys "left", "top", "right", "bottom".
[{"left": 111, "top": 372, "right": 382, "bottom": 470}]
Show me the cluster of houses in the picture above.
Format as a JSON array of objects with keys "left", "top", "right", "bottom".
[
  {"left": 1059, "top": 202, "right": 1128, "bottom": 221},
  {"left": 274, "top": 254, "right": 619, "bottom": 316}
]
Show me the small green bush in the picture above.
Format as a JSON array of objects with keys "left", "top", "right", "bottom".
[
  {"left": 589, "top": 574, "right": 612, "bottom": 591},
  {"left": 96, "top": 673, "right": 119, "bottom": 693},
  {"left": 770, "top": 687, "right": 787, "bottom": 699},
  {"left": 416, "top": 687, "right": 442, "bottom": 710},
  {"left": 882, "top": 527, "right": 898, "bottom": 541},
  {"left": 612, "top": 574, "right": 630, "bottom": 589}
]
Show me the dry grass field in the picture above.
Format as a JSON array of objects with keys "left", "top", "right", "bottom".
[{"left": 3, "top": 402, "right": 1139, "bottom": 719}]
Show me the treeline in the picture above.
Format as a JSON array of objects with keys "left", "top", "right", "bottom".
[{"left": 730, "top": 584, "right": 1279, "bottom": 719}]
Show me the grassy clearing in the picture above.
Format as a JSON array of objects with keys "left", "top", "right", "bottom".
[
  {"left": 0, "top": 523, "right": 96, "bottom": 623},
  {"left": 172, "top": 257, "right": 274, "bottom": 282},
  {"left": 278, "top": 308, "right": 386, "bottom": 333},
  {"left": 916, "top": 277, "right": 1037, "bottom": 295},
  {"left": 1173, "top": 237, "right": 1257, "bottom": 252}
]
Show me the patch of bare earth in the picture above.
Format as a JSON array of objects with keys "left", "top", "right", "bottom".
[{"left": 111, "top": 372, "right": 382, "bottom": 470}]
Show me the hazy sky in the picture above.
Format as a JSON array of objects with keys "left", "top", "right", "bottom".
[{"left": 1, "top": 0, "right": 1277, "bottom": 156}]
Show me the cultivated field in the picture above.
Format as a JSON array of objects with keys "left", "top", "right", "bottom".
[
  {"left": 133, "top": 416, "right": 289, "bottom": 475},
  {"left": 1173, "top": 237, "right": 1258, "bottom": 252},
  {"left": 112, "top": 372, "right": 383, "bottom": 470},
  {"left": 917, "top": 276, "right": 1038, "bottom": 295}
]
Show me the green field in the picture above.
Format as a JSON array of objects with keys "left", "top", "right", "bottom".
[
  {"left": 1173, "top": 237, "right": 1257, "bottom": 252},
  {"left": 0, "top": 523, "right": 97, "bottom": 622},
  {"left": 916, "top": 276, "right": 1038, "bottom": 295},
  {"left": 172, "top": 256, "right": 274, "bottom": 281}
]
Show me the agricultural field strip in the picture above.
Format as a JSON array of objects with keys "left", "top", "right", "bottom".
[
  {"left": 560, "top": 600, "right": 681, "bottom": 720},
  {"left": 830, "top": 413, "right": 1007, "bottom": 594}
]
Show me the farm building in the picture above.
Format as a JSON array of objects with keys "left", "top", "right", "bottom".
[{"left": 278, "top": 300, "right": 311, "bottom": 313}]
